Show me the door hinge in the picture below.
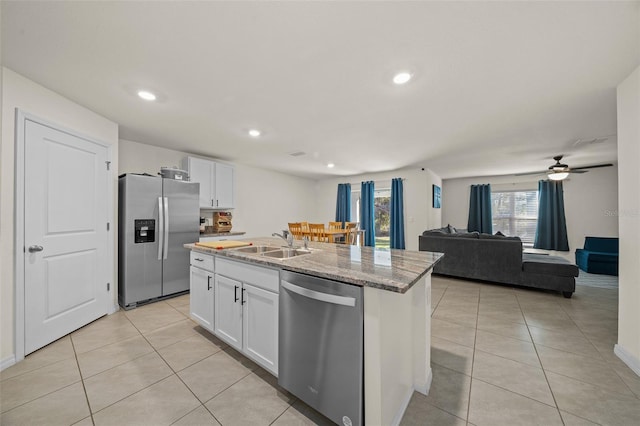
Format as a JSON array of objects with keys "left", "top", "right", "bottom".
[
  {"left": 106, "top": 161, "right": 111, "bottom": 170},
  {"left": 107, "top": 222, "right": 110, "bottom": 231},
  {"left": 107, "top": 283, "right": 110, "bottom": 291}
]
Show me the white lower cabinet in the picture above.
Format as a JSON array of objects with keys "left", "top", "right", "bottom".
[
  {"left": 214, "top": 274, "right": 243, "bottom": 350},
  {"left": 189, "top": 255, "right": 214, "bottom": 332},
  {"left": 242, "top": 283, "right": 279, "bottom": 374},
  {"left": 214, "top": 257, "right": 279, "bottom": 375}
]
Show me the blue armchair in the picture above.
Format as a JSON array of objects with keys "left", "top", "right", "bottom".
[{"left": 575, "top": 237, "right": 619, "bottom": 276}]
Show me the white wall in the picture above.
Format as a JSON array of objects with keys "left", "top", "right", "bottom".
[
  {"left": 0, "top": 68, "right": 119, "bottom": 362},
  {"left": 441, "top": 167, "right": 619, "bottom": 259},
  {"left": 118, "top": 139, "right": 318, "bottom": 239},
  {"left": 616, "top": 65, "right": 640, "bottom": 374},
  {"left": 313, "top": 167, "right": 442, "bottom": 251}
]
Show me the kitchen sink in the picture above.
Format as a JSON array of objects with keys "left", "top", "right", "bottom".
[
  {"left": 261, "top": 248, "right": 313, "bottom": 259},
  {"left": 233, "top": 245, "right": 282, "bottom": 254}
]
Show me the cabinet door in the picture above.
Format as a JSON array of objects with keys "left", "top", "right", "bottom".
[
  {"left": 190, "top": 266, "right": 214, "bottom": 332},
  {"left": 214, "top": 162, "right": 234, "bottom": 209},
  {"left": 188, "top": 157, "right": 214, "bottom": 208},
  {"left": 242, "top": 283, "right": 278, "bottom": 375},
  {"left": 214, "top": 274, "right": 242, "bottom": 350}
]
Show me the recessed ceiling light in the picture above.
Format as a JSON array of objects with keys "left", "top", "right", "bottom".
[
  {"left": 393, "top": 72, "right": 412, "bottom": 85},
  {"left": 248, "top": 129, "right": 261, "bottom": 138},
  {"left": 137, "top": 90, "right": 157, "bottom": 101},
  {"left": 327, "top": 163, "right": 335, "bottom": 168}
]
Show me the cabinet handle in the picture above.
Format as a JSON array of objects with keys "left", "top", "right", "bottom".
[
  {"left": 241, "top": 288, "right": 246, "bottom": 305},
  {"left": 211, "top": 199, "right": 214, "bottom": 207},
  {"left": 234, "top": 285, "right": 239, "bottom": 303},
  {"left": 216, "top": 199, "right": 219, "bottom": 207},
  {"left": 207, "top": 276, "right": 212, "bottom": 291},
  {"left": 194, "top": 258, "right": 204, "bottom": 262}
]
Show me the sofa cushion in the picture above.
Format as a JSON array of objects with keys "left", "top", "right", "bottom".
[
  {"left": 577, "top": 250, "right": 618, "bottom": 263},
  {"left": 451, "top": 232, "right": 479, "bottom": 238},
  {"left": 583, "top": 237, "right": 619, "bottom": 254},
  {"left": 522, "top": 254, "right": 578, "bottom": 277},
  {"left": 479, "top": 233, "right": 521, "bottom": 241}
]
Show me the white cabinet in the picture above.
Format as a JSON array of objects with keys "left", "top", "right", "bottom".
[
  {"left": 187, "top": 157, "right": 214, "bottom": 208},
  {"left": 185, "top": 157, "right": 234, "bottom": 209},
  {"left": 215, "top": 162, "right": 234, "bottom": 209},
  {"left": 214, "top": 274, "right": 243, "bottom": 350},
  {"left": 214, "top": 257, "right": 279, "bottom": 375},
  {"left": 189, "top": 253, "right": 214, "bottom": 332},
  {"left": 242, "top": 283, "right": 279, "bottom": 373}
]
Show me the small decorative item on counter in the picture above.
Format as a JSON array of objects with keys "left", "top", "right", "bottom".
[{"left": 213, "top": 211, "right": 233, "bottom": 232}]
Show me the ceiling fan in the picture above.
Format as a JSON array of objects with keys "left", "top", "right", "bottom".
[{"left": 516, "top": 155, "right": 613, "bottom": 181}]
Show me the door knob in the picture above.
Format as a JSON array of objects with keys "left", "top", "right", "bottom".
[{"left": 28, "top": 245, "right": 44, "bottom": 253}]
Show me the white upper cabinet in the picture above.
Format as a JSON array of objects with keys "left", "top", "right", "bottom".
[{"left": 185, "top": 157, "right": 234, "bottom": 209}]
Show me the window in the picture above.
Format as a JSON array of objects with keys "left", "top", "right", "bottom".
[
  {"left": 374, "top": 189, "right": 391, "bottom": 248},
  {"left": 491, "top": 190, "right": 539, "bottom": 245},
  {"left": 350, "top": 188, "right": 391, "bottom": 248}
]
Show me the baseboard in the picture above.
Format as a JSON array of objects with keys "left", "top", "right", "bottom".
[
  {"left": 390, "top": 386, "right": 415, "bottom": 426},
  {"left": 1, "top": 355, "right": 16, "bottom": 372},
  {"left": 415, "top": 367, "right": 433, "bottom": 395},
  {"left": 108, "top": 303, "right": 119, "bottom": 314},
  {"left": 614, "top": 344, "right": 640, "bottom": 377}
]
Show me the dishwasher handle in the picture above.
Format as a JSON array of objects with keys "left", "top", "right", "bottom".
[{"left": 281, "top": 280, "right": 356, "bottom": 307}]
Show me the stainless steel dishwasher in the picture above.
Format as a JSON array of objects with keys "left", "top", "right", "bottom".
[{"left": 279, "top": 270, "right": 363, "bottom": 426}]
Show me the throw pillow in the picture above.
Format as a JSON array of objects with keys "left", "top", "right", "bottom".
[
  {"left": 495, "top": 231, "right": 505, "bottom": 236},
  {"left": 447, "top": 224, "right": 456, "bottom": 234}
]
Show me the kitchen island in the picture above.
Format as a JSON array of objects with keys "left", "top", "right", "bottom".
[{"left": 185, "top": 237, "right": 442, "bottom": 426}]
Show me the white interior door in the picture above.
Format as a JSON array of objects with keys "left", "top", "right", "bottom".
[{"left": 24, "top": 119, "right": 109, "bottom": 354}]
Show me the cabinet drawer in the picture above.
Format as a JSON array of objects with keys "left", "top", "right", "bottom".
[
  {"left": 190, "top": 251, "right": 214, "bottom": 271},
  {"left": 216, "top": 257, "right": 279, "bottom": 293}
]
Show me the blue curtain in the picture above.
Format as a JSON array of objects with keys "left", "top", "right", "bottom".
[
  {"left": 390, "top": 178, "right": 405, "bottom": 249},
  {"left": 361, "top": 181, "right": 376, "bottom": 247},
  {"left": 467, "top": 184, "right": 493, "bottom": 234},
  {"left": 534, "top": 180, "right": 569, "bottom": 251},
  {"left": 335, "top": 183, "right": 351, "bottom": 226}
]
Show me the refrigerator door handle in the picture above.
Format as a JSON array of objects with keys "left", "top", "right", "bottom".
[
  {"left": 157, "top": 196, "right": 164, "bottom": 260},
  {"left": 163, "top": 196, "right": 169, "bottom": 260}
]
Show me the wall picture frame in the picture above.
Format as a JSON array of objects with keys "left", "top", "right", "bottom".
[{"left": 433, "top": 184, "right": 441, "bottom": 208}]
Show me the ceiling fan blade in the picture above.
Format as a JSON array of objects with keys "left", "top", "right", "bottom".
[
  {"left": 569, "top": 170, "right": 588, "bottom": 174},
  {"left": 571, "top": 163, "right": 614, "bottom": 171},
  {"left": 514, "top": 170, "right": 546, "bottom": 176}
]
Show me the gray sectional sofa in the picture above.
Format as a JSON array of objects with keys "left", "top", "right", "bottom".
[{"left": 419, "top": 228, "right": 578, "bottom": 298}]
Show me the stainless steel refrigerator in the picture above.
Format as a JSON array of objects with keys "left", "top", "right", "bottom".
[{"left": 118, "top": 174, "right": 199, "bottom": 309}]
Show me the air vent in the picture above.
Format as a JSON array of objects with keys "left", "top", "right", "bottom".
[{"left": 289, "top": 151, "right": 306, "bottom": 157}]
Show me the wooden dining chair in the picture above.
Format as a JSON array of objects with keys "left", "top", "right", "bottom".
[
  {"left": 288, "top": 222, "right": 303, "bottom": 239},
  {"left": 328, "top": 221, "right": 345, "bottom": 243},
  {"left": 308, "top": 223, "right": 327, "bottom": 242},
  {"left": 300, "top": 221, "right": 310, "bottom": 233},
  {"left": 344, "top": 222, "right": 358, "bottom": 245}
]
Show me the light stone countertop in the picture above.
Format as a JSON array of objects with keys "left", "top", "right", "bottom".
[
  {"left": 185, "top": 237, "right": 443, "bottom": 294},
  {"left": 199, "top": 231, "right": 246, "bottom": 237}
]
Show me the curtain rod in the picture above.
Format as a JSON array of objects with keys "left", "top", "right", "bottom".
[{"left": 341, "top": 178, "right": 406, "bottom": 186}]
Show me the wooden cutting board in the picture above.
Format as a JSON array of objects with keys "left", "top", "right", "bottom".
[{"left": 195, "top": 240, "right": 252, "bottom": 250}]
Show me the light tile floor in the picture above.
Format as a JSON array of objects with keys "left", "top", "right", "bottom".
[{"left": 1, "top": 277, "right": 638, "bottom": 425}]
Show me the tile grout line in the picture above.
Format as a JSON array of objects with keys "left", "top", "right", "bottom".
[
  {"left": 514, "top": 291, "right": 566, "bottom": 425},
  {"left": 69, "top": 335, "right": 96, "bottom": 426},
  {"left": 557, "top": 297, "right": 640, "bottom": 400},
  {"left": 85, "top": 308, "right": 186, "bottom": 418},
  {"left": 464, "top": 285, "right": 481, "bottom": 424}
]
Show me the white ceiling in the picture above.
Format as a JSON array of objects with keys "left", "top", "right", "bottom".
[{"left": 2, "top": 1, "right": 639, "bottom": 179}]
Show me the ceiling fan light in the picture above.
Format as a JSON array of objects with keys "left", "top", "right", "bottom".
[{"left": 548, "top": 171, "right": 569, "bottom": 181}]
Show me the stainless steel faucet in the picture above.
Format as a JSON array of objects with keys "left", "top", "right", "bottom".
[{"left": 272, "top": 231, "right": 294, "bottom": 248}]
